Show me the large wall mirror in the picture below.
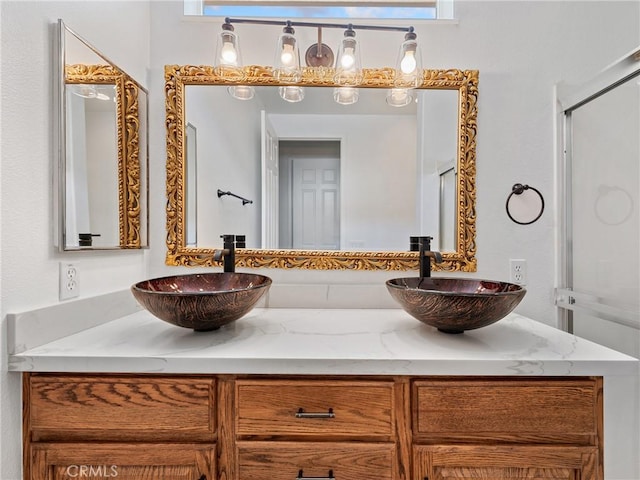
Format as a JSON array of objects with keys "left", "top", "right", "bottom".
[
  {"left": 54, "top": 19, "right": 149, "bottom": 251},
  {"left": 165, "top": 65, "right": 477, "bottom": 271}
]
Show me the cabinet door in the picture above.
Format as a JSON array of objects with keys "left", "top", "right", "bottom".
[
  {"left": 414, "top": 445, "right": 600, "bottom": 480},
  {"left": 30, "top": 443, "right": 215, "bottom": 480}
]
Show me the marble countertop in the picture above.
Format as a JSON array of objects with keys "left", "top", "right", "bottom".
[{"left": 9, "top": 308, "right": 638, "bottom": 376}]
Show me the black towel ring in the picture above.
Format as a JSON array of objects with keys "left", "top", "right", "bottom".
[{"left": 506, "top": 183, "right": 545, "bottom": 225}]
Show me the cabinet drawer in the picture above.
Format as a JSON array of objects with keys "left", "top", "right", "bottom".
[
  {"left": 238, "top": 441, "right": 395, "bottom": 480},
  {"left": 236, "top": 380, "right": 394, "bottom": 438},
  {"left": 29, "top": 375, "right": 215, "bottom": 441},
  {"left": 413, "top": 378, "right": 600, "bottom": 443}
]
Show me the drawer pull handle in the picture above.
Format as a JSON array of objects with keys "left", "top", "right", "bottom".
[
  {"left": 297, "top": 469, "right": 334, "bottom": 480},
  {"left": 295, "top": 408, "right": 335, "bottom": 419}
]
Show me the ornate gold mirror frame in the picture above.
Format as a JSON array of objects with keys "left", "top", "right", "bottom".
[
  {"left": 165, "top": 65, "right": 478, "bottom": 271},
  {"left": 65, "top": 65, "right": 143, "bottom": 247}
]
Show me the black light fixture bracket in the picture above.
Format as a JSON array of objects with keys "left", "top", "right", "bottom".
[{"left": 224, "top": 17, "right": 414, "bottom": 33}]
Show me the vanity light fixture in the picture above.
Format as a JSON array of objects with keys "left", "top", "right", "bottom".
[
  {"left": 274, "top": 21, "right": 302, "bottom": 83},
  {"left": 215, "top": 20, "right": 243, "bottom": 75},
  {"left": 333, "top": 26, "right": 363, "bottom": 87},
  {"left": 216, "top": 17, "right": 421, "bottom": 106},
  {"left": 394, "top": 28, "right": 423, "bottom": 88}
]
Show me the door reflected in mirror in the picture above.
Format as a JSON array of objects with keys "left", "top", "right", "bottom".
[{"left": 55, "top": 19, "right": 149, "bottom": 251}]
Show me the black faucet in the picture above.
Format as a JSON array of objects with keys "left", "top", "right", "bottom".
[
  {"left": 410, "top": 236, "right": 443, "bottom": 278},
  {"left": 214, "top": 234, "right": 245, "bottom": 273}
]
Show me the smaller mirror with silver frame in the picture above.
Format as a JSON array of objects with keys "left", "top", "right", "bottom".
[{"left": 54, "top": 19, "right": 149, "bottom": 251}]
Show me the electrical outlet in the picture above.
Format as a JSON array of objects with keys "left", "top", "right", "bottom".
[
  {"left": 510, "top": 259, "right": 527, "bottom": 285},
  {"left": 59, "top": 262, "right": 79, "bottom": 300}
]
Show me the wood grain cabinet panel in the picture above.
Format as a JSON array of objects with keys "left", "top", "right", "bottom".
[
  {"left": 236, "top": 380, "right": 395, "bottom": 438},
  {"left": 30, "top": 443, "right": 215, "bottom": 480},
  {"left": 23, "top": 374, "right": 604, "bottom": 480},
  {"left": 28, "top": 375, "right": 216, "bottom": 442},
  {"left": 412, "top": 378, "right": 600, "bottom": 444},
  {"left": 414, "top": 445, "right": 600, "bottom": 480},
  {"left": 237, "top": 441, "right": 396, "bottom": 480}
]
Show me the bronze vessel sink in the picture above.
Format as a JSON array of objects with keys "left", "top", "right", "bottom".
[
  {"left": 131, "top": 273, "right": 271, "bottom": 331},
  {"left": 386, "top": 277, "right": 526, "bottom": 334}
]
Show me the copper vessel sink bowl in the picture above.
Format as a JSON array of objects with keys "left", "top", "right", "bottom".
[
  {"left": 386, "top": 277, "right": 526, "bottom": 334},
  {"left": 131, "top": 273, "right": 272, "bottom": 331}
]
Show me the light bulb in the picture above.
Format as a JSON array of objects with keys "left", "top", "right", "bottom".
[
  {"left": 400, "top": 51, "right": 417, "bottom": 74},
  {"left": 280, "top": 44, "right": 295, "bottom": 66},
  {"left": 220, "top": 41, "right": 237, "bottom": 64},
  {"left": 341, "top": 47, "right": 355, "bottom": 69}
]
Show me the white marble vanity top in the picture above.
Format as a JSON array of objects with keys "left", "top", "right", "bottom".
[{"left": 8, "top": 307, "right": 638, "bottom": 376}]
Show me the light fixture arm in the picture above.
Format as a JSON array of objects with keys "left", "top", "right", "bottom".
[{"left": 224, "top": 17, "right": 414, "bottom": 33}]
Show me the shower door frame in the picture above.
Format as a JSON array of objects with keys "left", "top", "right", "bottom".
[{"left": 556, "top": 46, "right": 640, "bottom": 334}]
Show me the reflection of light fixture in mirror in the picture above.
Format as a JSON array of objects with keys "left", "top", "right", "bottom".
[
  {"left": 386, "top": 88, "right": 414, "bottom": 107},
  {"left": 228, "top": 85, "right": 255, "bottom": 100},
  {"left": 279, "top": 85, "right": 305, "bottom": 103},
  {"left": 215, "top": 20, "right": 243, "bottom": 75},
  {"left": 72, "top": 85, "right": 111, "bottom": 101},
  {"left": 334, "top": 26, "right": 363, "bottom": 86},
  {"left": 72, "top": 85, "right": 98, "bottom": 98},
  {"left": 394, "top": 29, "right": 423, "bottom": 88},
  {"left": 275, "top": 21, "right": 302, "bottom": 83},
  {"left": 333, "top": 87, "right": 359, "bottom": 105}
]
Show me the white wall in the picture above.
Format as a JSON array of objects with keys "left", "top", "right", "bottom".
[
  {"left": 0, "top": 2, "right": 151, "bottom": 478},
  {"left": 186, "top": 85, "right": 263, "bottom": 248},
  {"left": 1, "top": 1, "right": 638, "bottom": 478}
]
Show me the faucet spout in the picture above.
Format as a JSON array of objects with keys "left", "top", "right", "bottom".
[
  {"left": 428, "top": 251, "right": 443, "bottom": 264},
  {"left": 213, "top": 248, "right": 230, "bottom": 262}
]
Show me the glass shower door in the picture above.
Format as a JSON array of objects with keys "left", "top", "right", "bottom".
[{"left": 558, "top": 50, "right": 640, "bottom": 358}]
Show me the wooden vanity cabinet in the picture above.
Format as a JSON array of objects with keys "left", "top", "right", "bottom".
[
  {"left": 412, "top": 377, "right": 603, "bottom": 480},
  {"left": 23, "top": 374, "right": 603, "bottom": 480}
]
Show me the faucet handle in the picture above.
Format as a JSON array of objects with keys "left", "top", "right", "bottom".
[{"left": 410, "top": 235, "right": 433, "bottom": 251}]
